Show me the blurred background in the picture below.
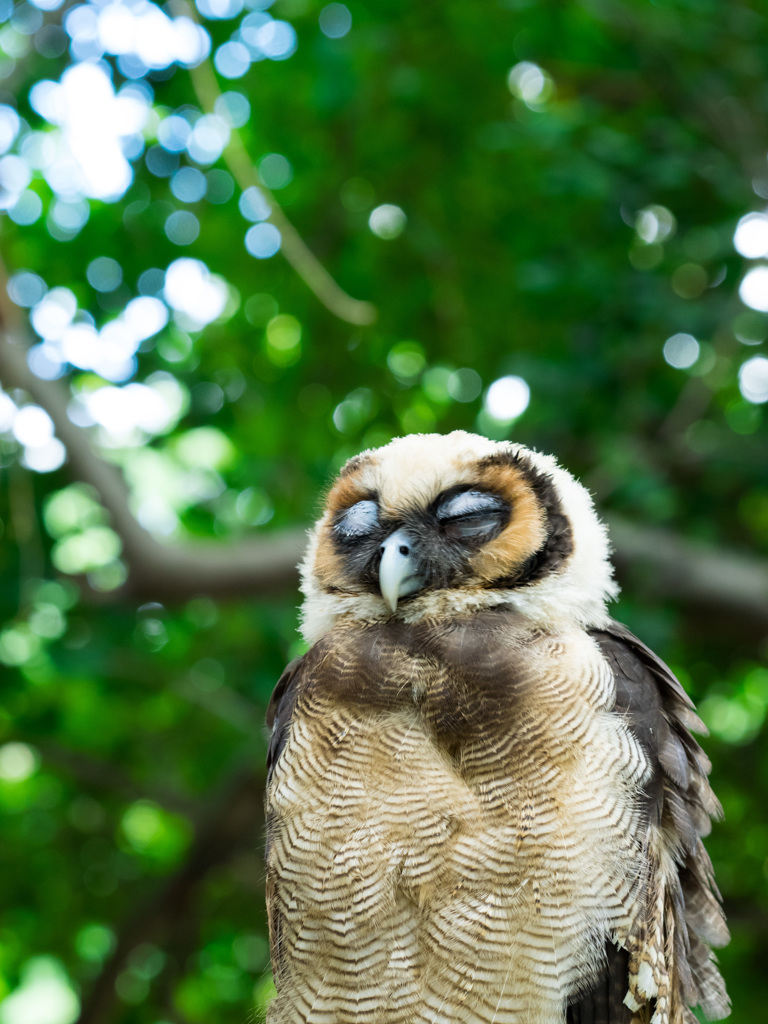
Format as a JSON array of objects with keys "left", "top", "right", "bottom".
[{"left": 0, "top": 0, "right": 766, "bottom": 1022}]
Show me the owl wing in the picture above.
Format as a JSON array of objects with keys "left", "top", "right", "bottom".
[
  {"left": 266, "top": 654, "right": 306, "bottom": 786},
  {"left": 572, "top": 621, "right": 730, "bottom": 1024},
  {"left": 265, "top": 654, "right": 309, "bottom": 983}
]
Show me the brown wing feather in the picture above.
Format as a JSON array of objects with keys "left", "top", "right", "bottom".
[
  {"left": 588, "top": 621, "right": 730, "bottom": 1024},
  {"left": 265, "top": 655, "right": 308, "bottom": 986},
  {"left": 266, "top": 655, "right": 305, "bottom": 785}
]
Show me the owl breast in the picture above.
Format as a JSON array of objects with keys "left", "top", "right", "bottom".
[{"left": 266, "top": 613, "right": 651, "bottom": 1024}]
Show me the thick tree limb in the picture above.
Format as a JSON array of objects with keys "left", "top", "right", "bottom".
[
  {"left": 608, "top": 517, "right": 768, "bottom": 633},
  {"left": 0, "top": 324, "right": 308, "bottom": 600},
  {"left": 1, "top": 322, "right": 766, "bottom": 629}
]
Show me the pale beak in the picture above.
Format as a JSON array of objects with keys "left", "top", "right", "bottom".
[{"left": 378, "top": 529, "right": 425, "bottom": 612}]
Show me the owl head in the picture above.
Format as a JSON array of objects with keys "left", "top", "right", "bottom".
[{"left": 299, "top": 431, "right": 617, "bottom": 643}]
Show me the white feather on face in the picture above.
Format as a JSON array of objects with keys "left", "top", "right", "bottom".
[{"left": 299, "top": 431, "right": 618, "bottom": 645}]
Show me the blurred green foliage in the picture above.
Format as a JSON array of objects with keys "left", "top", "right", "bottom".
[{"left": 0, "top": 0, "right": 767, "bottom": 1022}]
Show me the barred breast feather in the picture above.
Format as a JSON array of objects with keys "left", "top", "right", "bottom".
[{"left": 264, "top": 610, "right": 728, "bottom": 1024}]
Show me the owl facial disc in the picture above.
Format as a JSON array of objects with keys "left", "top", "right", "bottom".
[{"left": 379, "top": 529, "right": 425, "bottom": 612}]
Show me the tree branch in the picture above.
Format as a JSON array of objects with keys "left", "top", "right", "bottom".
[
  {"left": 608, "top": 517, "right": 768, "bottom": 634},
  {"left": 170, "top": 0, "right": 377, "bottom": 327},
  {"left": 1, "top": 312, "right": 766, "bottom": 629},
  {"left": 0, "top": 320, "right": 307, "bottom": 601}
]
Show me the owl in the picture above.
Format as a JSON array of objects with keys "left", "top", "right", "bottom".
[{"left": 264, "top": 431, "right": 729, "bottom": 1024}]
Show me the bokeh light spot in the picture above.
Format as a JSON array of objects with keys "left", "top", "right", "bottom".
[
  {"left": 484, "top": 375, "right": 530, "bottom": 421},
  {"left": 186, "top": 113, "right": 230, "bottom": 164},
  {"left": 387, "top": 341, "right": 425, "bottom": 383},
  {"left": 165, "top": 210, "right": 200, "bottom": 245},
  {"left": 319, "top": 3, "right": 352, "bottom": 39},
  {"left": 164, "top": 258, "right": 227, "bottom": 330},
  {"left": 733, "top": 311, "right": 767, "bottom": 346},
  {"left": 76, "top": 925, "right": 115, "bottom": 964},
  {"left": 259, "top": 152, "right": 292, "bottom": 190},
  {"left": 0, "top": 104, "right": 20, "bottom": 153},
  {"left": 23, "top": 437, "right": 67, "bottom": 473},
  {"left": 8, "top": 190, "right": 43, "bottom": 225},
  {"left": 258, "top": 20, "right": 297, "bottom": 60},
  {"left": 206, "top": 168, "right": 234, "bottom": 203},
  {"left": 663, "top": 333, "right": 700, "bottom": 369},
  {"left": 157, "top": 114, "right": 190, "bottom": 153},
  {"left": 239, "top": 185, "right": 270, "bottom": 222},
  {"left": 265, "top": 313, "right": 301, "bottom": 366},
  {"left": 245, "top": 222, "right": 281, "bottom": 258},
  {"left": 170, "top": 166, "right": 206, "bottom": 203},
  {"left": 214, "top": 91, "right": 250, "bottom": 127},
  {"left": 671, "top": 263, "right": 707, "bottom": 299},
  {"left": 86, "top": 256, "right": 123, "bottom": 293},
  {"left": 7, "top": 270, "right": 46, "bottom": 307},
  {"left": 739, "top": 355, "right": 768, "bottom": 404},
  {"left": 739, "top": 265, "right": 768, "bottom": 312},
  {"left": 236, "top": 487, "right": 274, "bottom": 526},
  {"left": 421, "top": 366, "right": 453, "bottom": 403},
  {"left": 0, "top": 956, "right": 79, "bottom": 1024},
  {"left": 12, "top": 404, "right": 54, "bottom": 446},
  {"left": 214, "top": 40, "right": 250, "bottom": 79},
  {"left": 447, "top": 368, "right": 482, "bottom": 403},
  {"left": 635, "top": 204, "right": 676, "bottom": 245},
  {"left": 507, "top": 61, "right": 553, "bottom": 108},
  {"left": 369, "top": 204, "right": 406, "bottom": 239},
  {"left": 734, "top": 212, "right": 768, "bottom": 258},
  {"left": 0, "top": 742, "right": 39, "bottom": 782},
  {"left": 196, "top": 0, "right": 244, "bottom": 19},
  {"left": 146, "top": 145, "right": 179, "bottom": 177}
]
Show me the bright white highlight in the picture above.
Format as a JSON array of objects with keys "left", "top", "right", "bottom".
[
  {"left": 256, "top": 20, "right": 297, "bottom": 60},
  {"left": 31, "top": 288, "right": 77, "bottom": 341},
  {"left": 0, "top": 742, "right": 38, "bottom": 782},
  {"left": 739, "top": 265, "right": 768, "bottom": 312},
  {"left": 0, "top": 391, "right": 16, "bottom": 431},
  {"left": 0, "top": 105, "right": 20, "bottom": 155},
  {"left": 72, "top": 374, "right": 188, "bottom": 445},
  {"left": 123, "top": 297, "right": 170, "bottom": 341},
  {"left": 12, "top": 405, "right": 54, "bottom": 447},
  {"left": 186, "top": 114, "right": 230, "bottom": 165},
  {"left": 164, "top": 259, "right": 228, "bottom": 329},
  {"left": 739, "top": 356, "right": 768, "bottom": 404},
  {"left": 369, "top": 204, "right": 406, "bottom": 239},
  {"left": 245, "top": 222, "right": 281, "bottom": 258},
  {"left": 239, "top": 185, "right": 270, "bottom": 222},
  {"left": 29, "top": 288, "right": 169, "bottom": 383},
  {"left": 507, "top": 62, "right": 554, "bottom": 108},
  {"left": 23, "top": 438, "right": 67, "bottom": 473},
  {"left": 635, "top": 204, "right": 676, "bottom": 245},
  {"left": 733, "top": 212, "right": 768, "bottom": 259},
  {"left": 0, "top": 956, "right": 79, "bottom": 1024},
  {"left": 484, "top": 376, "right": 530, "bottom": 420},
  {"left": 31, "top": 65, "right": 151, "bottom": 201},
  {"left": 663, "top": 333, "right": 700, "bottom": 370},
  {"left": 97, "top": 1, "right": 210, "bottom": 69}
]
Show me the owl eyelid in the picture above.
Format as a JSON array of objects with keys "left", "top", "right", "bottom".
[
  {"left": 334, "top": 499, "right": 380, "bottom": 538},
  {"left": 436, "top": 490, "right": 507, "bottom": 523}
]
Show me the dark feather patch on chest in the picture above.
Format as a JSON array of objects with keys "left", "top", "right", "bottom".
[{"left": 299, "top": 613, "right": 535, "bottom": 739}]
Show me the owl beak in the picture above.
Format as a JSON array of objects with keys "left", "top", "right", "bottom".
[{"left": 379, "top": 529, "right": 425, "bottom": 612}]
